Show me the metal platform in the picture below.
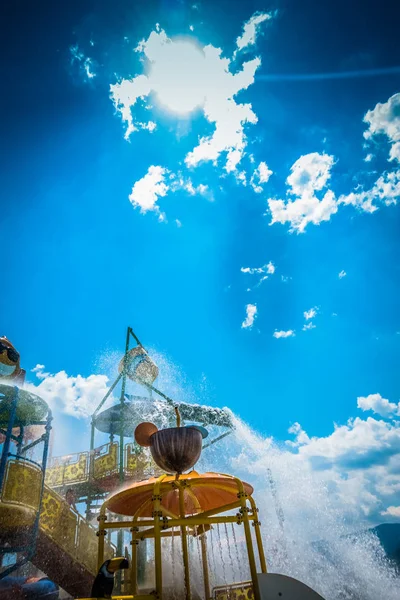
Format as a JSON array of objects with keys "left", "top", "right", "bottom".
[{"left": 0, "top": 384, "right": 48, "bottom": 427}]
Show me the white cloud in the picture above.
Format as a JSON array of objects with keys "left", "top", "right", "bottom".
[
  {"left": 390, "top": 142, "right": 400, "bottom": 163},
  {"left": 111, "top": 16, "right": 272, "bottom": 175},
  {"left": 184, "top": 54, "right": 262, "bottom": 172},
  {"left": 241, "top": 304, "right": 257, "bottom": 329},
  {"left": 175, "top": 219, "right": 182, "bottom": 228},
  {"left": 241, "top": 261, "right": 275, "bottom": 276},
  {"left": 363, "top": 93, "right": 400, "bottom": 159},
  {"left": 287, "top": 422, "right": 311, "bottom": 447},
  {"left": 287, "top": 153, "right": 334, "bottom": 196},
  {"left": 268, "top": 93, "right": 400, "bottom": 233},
  {"left": 381, "top": 505, "right": 400, "bottom": 518},
  {"left": 240, "top": 261, "right": 275, "bottom": 288},
  {"left": 235, "top": 12, "right": 271, "bottom": 54},
  {"left": 303, "top": 322, "right": 316, "bottom": 331},
  {"left": 357, "top": 393, "right": 400, "bottom": 418},
  {"left": 180, "top": 179, "right": 210, "bottom": 197},
  {"left": 304, "top": 307, "right": 317, "bottom": 320},
  {"left": 250, "top": 161, "right": 273, "bottom": 192},
  {"left": 70, "top": 45, "right": 96, "bottom": 80},
  {"left": 241, "top": 266, "right": 262, "bottom": 274},
  {"left": 339, "top": 168, "right": 400, "bottom": 213},
  {"left": 140, "top": 121, "right": 157, "bottom": 132},
  {"left": 273, "top": 329, "right": 295, "bottom": 338},
  {"left": 268, "top": 153, "right": 338, "bottom": 233},
  {"left": 338, "top": 270, "right": 347, "bottom": 279},
  {"left": 235, "top": 170, "right": 247, "bottom": 186},
  {"left": 345, "top": 93, "right": 400, "bottom": 214},
  {"left": 364, "top": 153, "right": 373, "bottom": 163},
  {"left": 129, "top": 165, "right": 169, "bottom": 213},
  {"left": 266, "top": 261, "right": 275, "bottom": 274},
  {"left": 291, "top": 415, "right": 400, "bottom": 470},
  {"left": 28, "top": 366, "right": 111, "bottom": 419}
]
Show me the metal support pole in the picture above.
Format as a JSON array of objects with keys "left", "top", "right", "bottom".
[
  {"left": 234, "top": 479, "right": 260, "bottom": 600},
  {"left": 97, "top": 508, "right": 107, "bottom": 570},
  {"left": 200, "top": 534, "right": 211, "bottom": 600},
  {"left": 119, "top": 326, "right": 130, "bottom": 484},
  {"left": 128, "top": 327, "right": 146, "bottom": 351},
  {"left": 137, "top": 537, "right": 147, "bottom": 586},
  {"left": 87, "top": 419, "right": 96, "bottom": 521},
  {"left": 249, "top": 497, "right": 267, "bottom": 574},
  {"left": 179, "top": 484, "right": 191, "bottom": 600},
  {"left": 130, "top": 527, "right": 138, "bottom": 595},
  {"left": 153, "top": 475, "right": 166, "bottom": 599},
  {"left": 0, "top": 386, "right": 18, "bottom": 490},
  {"left": 116, "top": 327, "right": 130, "bottom": 591},
  {"left": 16, "top": 426, "right": 24, "bottom": 457}
]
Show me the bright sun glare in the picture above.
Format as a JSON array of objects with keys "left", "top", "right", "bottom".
[{"left": 150, "top": 40, "right": 206, "bottom": 115}]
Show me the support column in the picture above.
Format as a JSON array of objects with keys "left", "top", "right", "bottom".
[
  {"left": 179, "top": 484, "right": 191, "bottom": 600},
  {"left": 153, "top": 475, "right": 166, "bottom": 600},
  {"left": 97, "top": 509, "right": 107, "bottom": 570},
  {"left": 137, "top": 537, "right": 147, "bottom": 586},
  {"left": 0, "top": 387, "right": 18, "bottom": 490},
  {"left": 249, "top": 497, "right": 267, "bottom": 574},
  {"left": 234, "top": 479, "right": 260, "bottom": 600},
  {"left": 200, "top": 534, "right": 210, "bottom": 600},
  {"left": 130, "top": 526, "right": 139, "bottom": 595}
]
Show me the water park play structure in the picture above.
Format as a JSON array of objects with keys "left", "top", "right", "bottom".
[
  {"left": 0, "top": 329, "right": 232, "bottom": 596},
  {"left": 0, "top": 328, "right": 326, "bottom": 599}
]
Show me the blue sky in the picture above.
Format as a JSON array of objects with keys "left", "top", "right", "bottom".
[{"left": 2, "top": 0, "right": 400, "bottom": 523}]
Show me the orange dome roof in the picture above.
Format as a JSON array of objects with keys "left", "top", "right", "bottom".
[{"left": 105, "top": 471, "right": 253, "bottom": 517}]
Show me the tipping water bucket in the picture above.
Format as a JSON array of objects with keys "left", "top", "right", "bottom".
[{"left": 119, "top": 347, "right": 159, "bottom": 385}]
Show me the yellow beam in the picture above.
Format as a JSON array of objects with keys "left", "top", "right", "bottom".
[
  {"left": 234, "top": 477, "right": 260, "bottom": 600},
  {"left": 97, "top": 507, "right": 107, "bottom": 570},
  {"left": 178, "top": 482, "right": 191, "bottom": 600},
  {"left": 153, "top": 474, "right": 166, "bottom": 600},
  {"left": 196, "top": 500, "right": 242, "bottom": 519},
  {"left": 200, "top": 534, "right": 211, "bottom": 600},
  {"left": 130, "top": 529, "right": 138, "bottom": 595},
  {"left": 248, "top": 496, "right": 267, "bottom": 574},
  {"left": 103, "top": 521, "right": 142, "bottom": 530},
  {"left": 101, "top": 514, "right": 253, "bottom": 534}
]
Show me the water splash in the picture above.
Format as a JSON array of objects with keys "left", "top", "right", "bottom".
[
  {"left": 196, "top": 415, "right": 399, "bottom": 600},
  {"left": 98, "top": 351, "right": 399, "bottom": 599}
]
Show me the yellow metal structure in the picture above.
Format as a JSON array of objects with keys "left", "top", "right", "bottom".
[
  {"left": 77, "top": 471, "right": 267, "bottom": 600},
  {"left": 45, "top": 452, "right": 89, "bottom": 487},
  {"left": 45, "top": 442, "right": 159, "bottom": 491},
  {"left": 0, "top": 458, "right": 115, "bottom": 576}
]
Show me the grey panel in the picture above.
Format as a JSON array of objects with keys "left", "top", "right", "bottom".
[{"left": 258, "top": 573, "right": 326, "bottom": 600}]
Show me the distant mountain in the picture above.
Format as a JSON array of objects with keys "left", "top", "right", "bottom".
[{"left": 369, "top": 523, "right": 400, "bottom": 568}]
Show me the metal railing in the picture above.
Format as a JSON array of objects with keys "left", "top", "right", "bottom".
[
  {"left": 0, "top": 458, "right": 115, "bottom": 575},
  {"left": 45, "top": 442, "right": 160, "bottom": 489}
]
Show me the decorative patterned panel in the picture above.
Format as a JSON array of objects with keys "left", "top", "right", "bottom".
[
  {"left": 1, "top": 459, "right": 42, "bottom": 511},
  {"left": 93, "top": 443, "right": 118, "bottom": 480},
  {"left": 125, "top": 444, "right": 150, "bottom": 478},
  {"left": 77, "top": 517, "right": 98, "bottom": 575},
  {"left": 214, "top": 583, "right": 254, "bottom": 600},
  {"left": 44, "top": 463, "right": 64, "bottom": 487},
  {"left": 63, "top": 453, "right": 88, "bottom": 484},
  {"left": 39, "top": 487, "right": 78, "bottom": 556},
  {"left": 45, "top": 452, "right": 88, "bottom": 487}
]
